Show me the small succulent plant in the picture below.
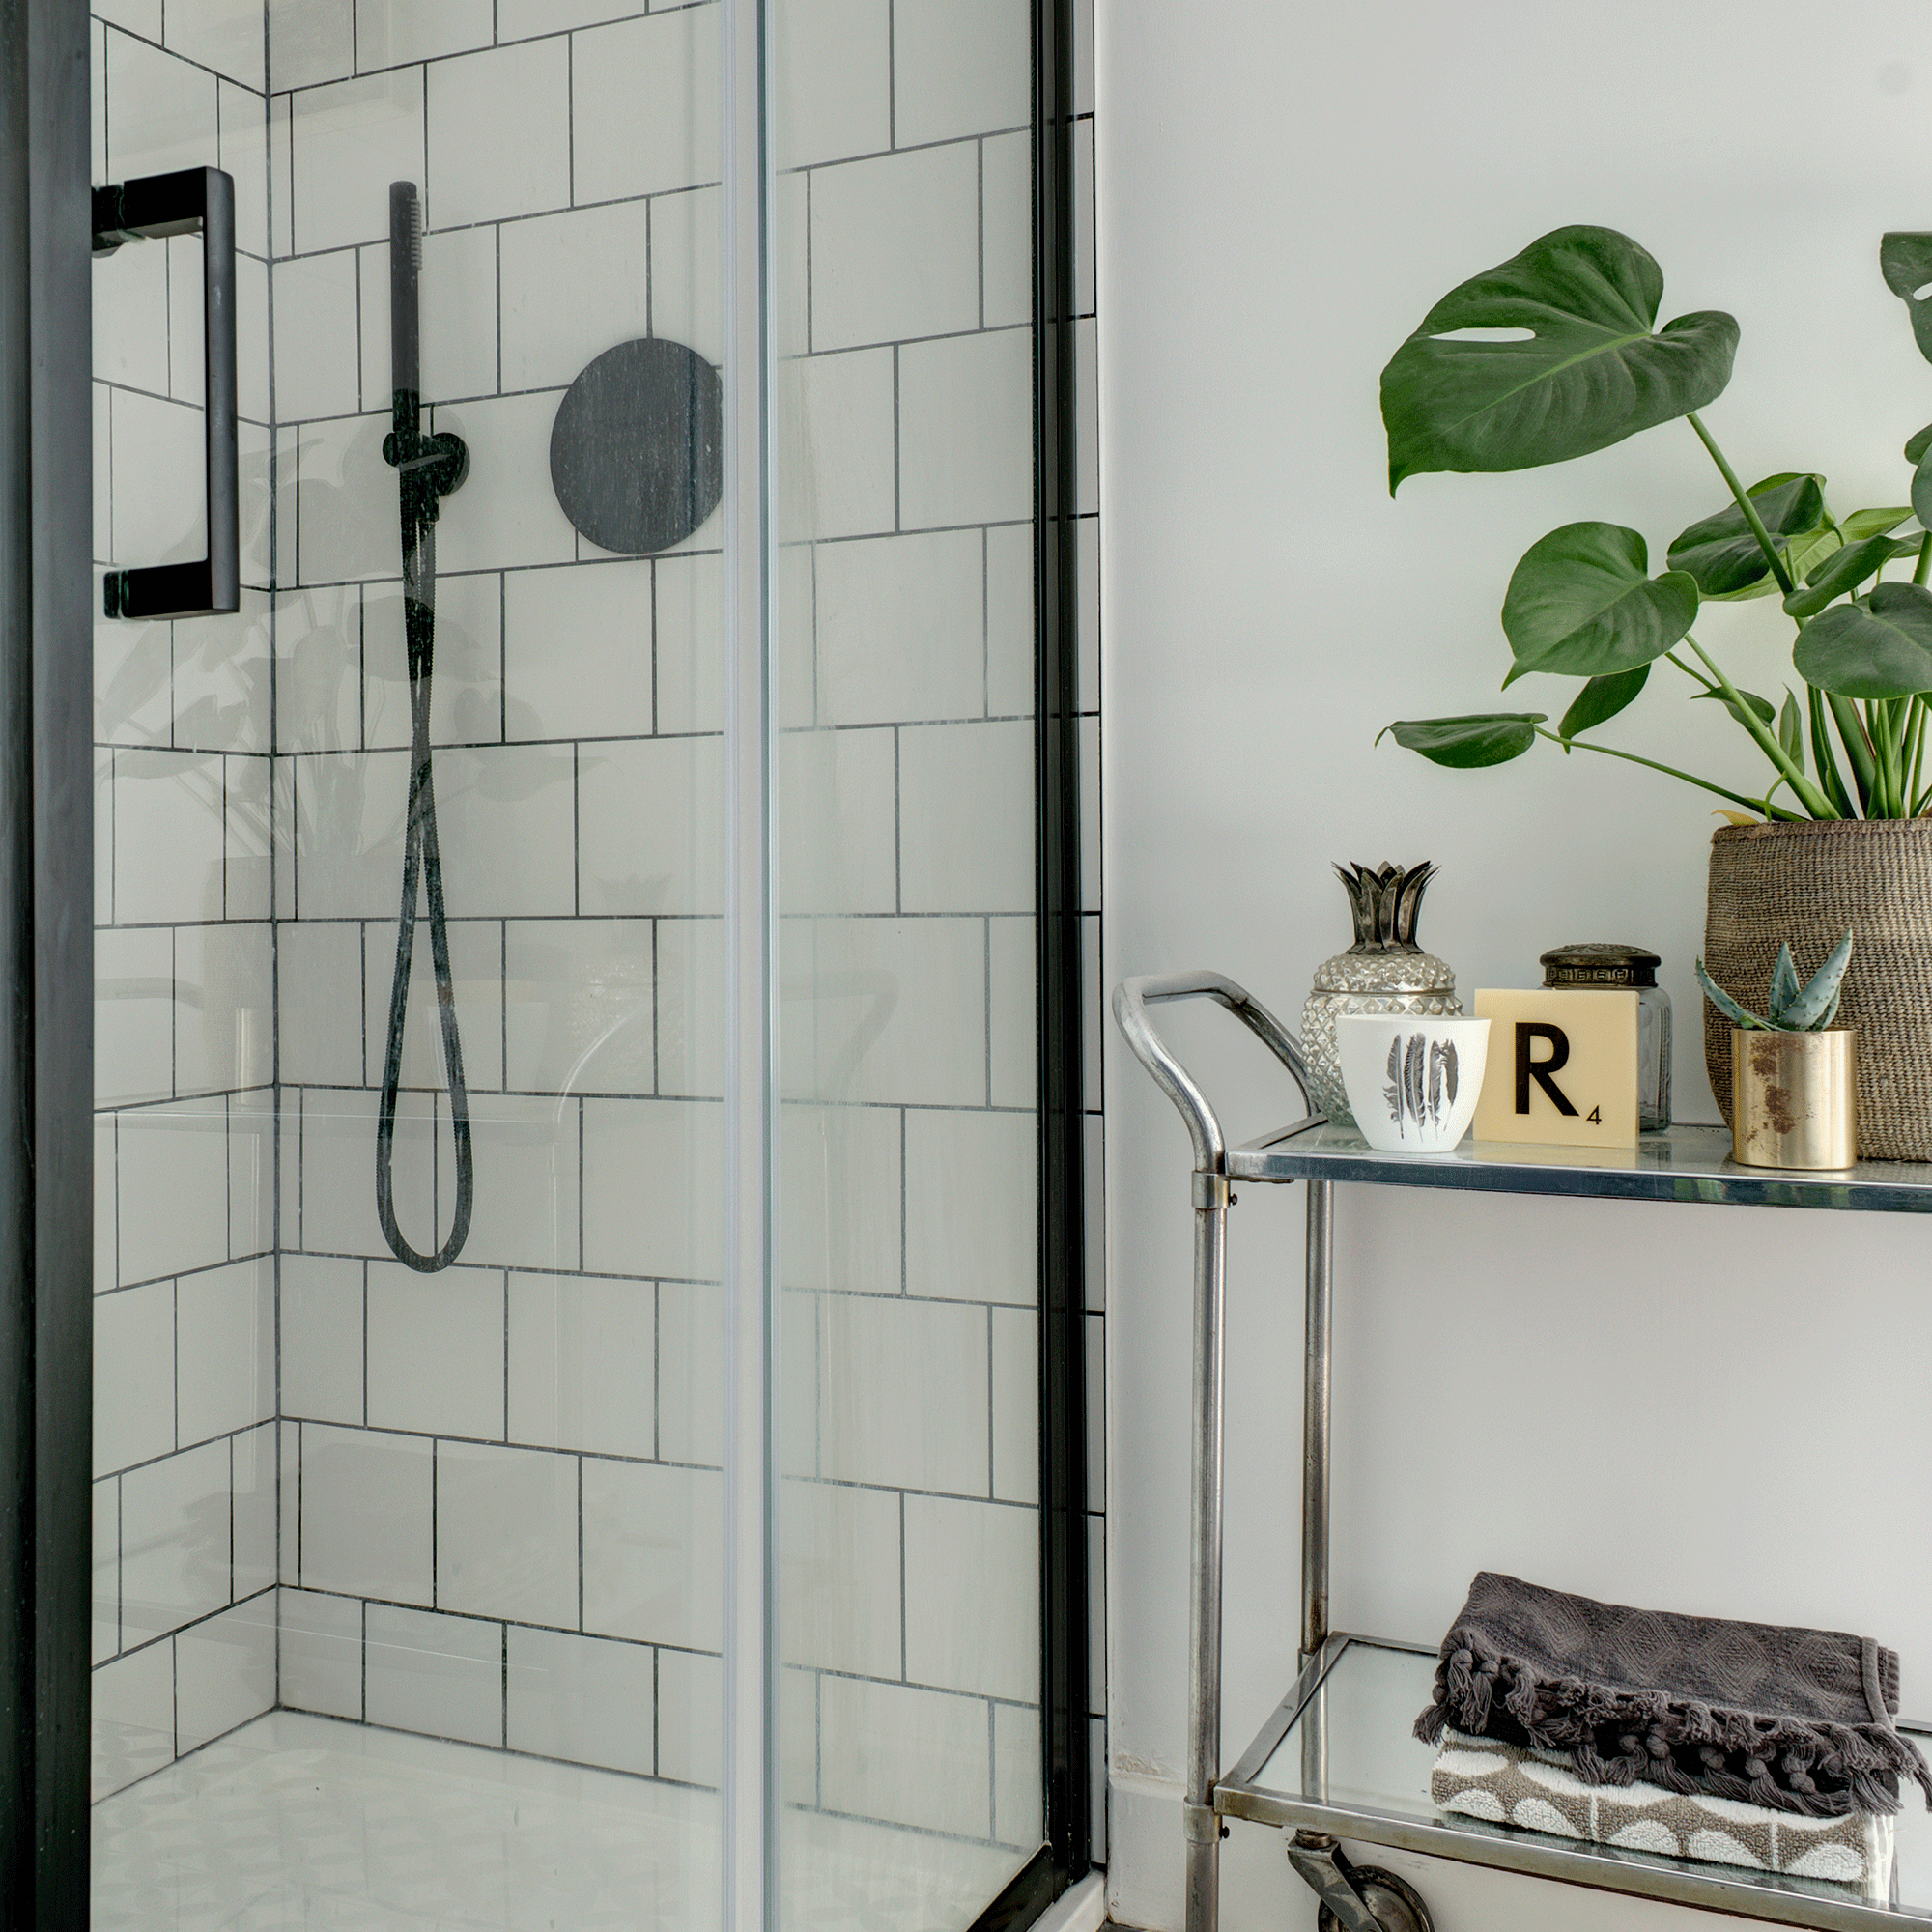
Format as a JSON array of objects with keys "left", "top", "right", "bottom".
[{"left": 1696, "top": 930, "right": 1854, "bottom": 1032}]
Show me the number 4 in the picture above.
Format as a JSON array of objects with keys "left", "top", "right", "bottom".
[{"left": 1587, "top": 1106, "right": 1602, "bottom": 1123}]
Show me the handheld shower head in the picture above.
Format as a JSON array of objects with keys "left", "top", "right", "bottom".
[{"left": 389, "top": 181, "right": 421, "bottom": 409}]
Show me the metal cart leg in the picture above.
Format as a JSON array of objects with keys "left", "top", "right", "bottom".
[
  {"left": 1184, "top": 1164, "right": 1229, "bottom": 1932},
  {"left": 1302, "top": 1180, "right": 1332, "bottom": 1666},
  {"left": 1289, "top": 1834, "right": 1435, "bottom": 1932}
]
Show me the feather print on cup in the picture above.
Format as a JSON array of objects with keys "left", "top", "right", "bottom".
[{"left": 1342, "top": 1015, "right": 1491, "bottom": 1153}]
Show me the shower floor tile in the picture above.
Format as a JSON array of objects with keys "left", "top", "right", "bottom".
[{"left": 91, "top": 1711, "right": 1027, "bottom": 1932}]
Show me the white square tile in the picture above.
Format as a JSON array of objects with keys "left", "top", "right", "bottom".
[
  {"left": 174, "top": 590, "right": 275, "bottom": 755},
  {"left": 653, "top": 917, "right": 724, "bottom": 1098},
  {"left": 274, "top": 582, "right": 361, "bottom": 753},
  {"left": 777, "top": 725, "right": 896, "bottom": 917},
  {"left": 96, "top": 924, "right": 174, "bottom": 1108},
  {"left": 776, "top": 348, "right": 895, "bottom": 541},
  {"left": 234, "top": 252, "right": 270, "bottom": 425},
  {"left": 818, "top": 1294, "right": 987, "bottom": 1493},
  {"left": 176, "top": 1259, "right": 274, "bottom": 1444},
  {"left": 278, "top": 1422, "right": 300, "bottom": 1583},
  {"left": 898, "top": 719, "right": 1033, "bottom": 914},
  {"left": 775, "top": 0, "right": 890, "bottom": 168},
  {"left": 502, "top": 918, "right": 652, "bottom": 1097},
  {"left": 93, "top": 387, "right": 110, "bottom": 564},
  {"left": 291, "top": 747, "right": 408, "bottom": 921},
  {"left": 779, "top": 1476, "right": 900, "bottom": 1677},
  {"left": 814, "top": 529, "right": 984, "bottom": 726},
  {"left": 797, "top": 917, "right": 987, "bottom": 1106},
  {"left": 818, "top": 1675, "right": 990, "bottom": 1839},
  {"left": 897, "top": 327, "right": 1033, "bottom": 530},
  {"left": 507, "top": 1273, "right": 654, "bottom": 1458},
  {"left": 228, "top": 1090, "right": 276, "bottom": 1261},
  {"left": 654, "top": 1278, "right": 722, "bottom": 1466},
  {"left": 356, "top": 0, "right": 494, "bottom": 70},
  {"left": 987, "top": 914, "right": 1035, "bottom": 1109},
  {"left": 366, "top": 1264, "right": 505, "bottom": 1438},
  {"left": 225, "top": 753, "right": 274, "bottom": 919},
  {"left": 892, "top": 0, "right": 1029, "bottom": 146},
  {"left": 365, "top": 1602, "right": 502, "bottom": 1747},
  {"left": 774, "top": 170, "right": 809, "bottom": 358},
  {"left": 498, "top": 202, "right": 650, "bottom": 395},
  {"left": 296, "top": 1086, "right": 437, "bottom": 1261},
  {"left": 166, "top": 232, "right": 208, "bottom": 409},
  {"left": 116, "top": 1098, "right": 232, "bottom": 1284},
  {"left": 810, "top": 144, "right": 979, "bottom": 352},
  {"left": 366, "top": 574, "right": 504, "bottom": 751},
  {"left": 105, "top": 28, "right": 220, "bottom": 180},
  {"left": 280, "top": 1253, "right": 365, "bottom": 1424},
  {"left": 582, "top": 1458, "right": 721, "bottom": 1649},
  {"left": 361, "top": 915, "right": 503, "bottom": 1092},
  {"left": 108, "top": 389, "right": 207, "bottom": 581},
  {"left": 273, "top": 250, "right": 362, "bottom": 425},
  {"left": 503, "top": 560, "right": 653, "bottom": 742},
  {"left": 994, "top": 1698, "right": 1042, "bottom": 1847},
  {"left": 95, "top": 1115, "right": 118, "bottom": 1291},
  {"left": 506, "top": 1625, "right": 655, "bottom": 1776},
  {"left": 437, "top": 1440, "right": 580, "bottom": 1627},
  {"left": 580, "top": 1097, "right": 723, "bottom": 1279},
  {"left": 426, "top": 39, "right": 571, "bottom": 230},
  {"left": 358, "top": 226, "right": 501, "bottom": 412},
  {"left": 650, "top": 185, "right": 724, "bottom": 367},
  {"left": 984, "top": 522, "right": 1032, "bottom": 717},
  {"left": 96, "top": 0, "right": 160, "bottom": 45},
  {"left": 91, "top": 19, "right": 109, "bottom": 179},
  {"left": 121, "top": 1438, "right": 232, "bottom": 1644},
  {"left": 167, "top": 0, "right": 267, "bottom": 90},
  {"left": 238, "top": 419, "right": 278, "bottom": 590},
  {"left": 275, "top": 753, "right": 299, "bottom": 921},
  {"left": 94, "top": 611, "right": 172, "bottom": 749},
  {"left": 982, "top": 128, "right": 1030, "bottom": 330},
  {"left": 176, "top": 1597, "right": 276, "bottom": 1755},
  {"left": 270, "top": 94, "right": 294, "bottom": 258},
  {"left": 573, "top": 10, "right": 722, "bottom": 206},
  {"left": 904, "top": 1492, "right": 1037, "bottom": 1700},
  {"left": 460, "top": 1094, "right": 584, "bottom": 1270},
  {"left": 174, "top": 922, "right": 274, "bottom": 1094},
  {"left": 270, "top": 0, "right": 354, "bottom": 90},
  {"left": 95, "top": 1283, "right": 175, "bottom": 1477},
  {"left": 430, "top": 391, "right": 580, "bottom": 572},
  {"left": 234, "top": 1424, "right": 278, "bottom": 1598},
  {"left": 497, "top": 0, "right": 639, "bottom": 35},
  {"left": 298, "top": 1423, "right": 434, "bottom": 1604},
  {"left": 295, "top": 412, "right": 399, "bottom": 586},
  {"left": 657, "top": 1647, "right": 723, "bottom": 1788},
  {"left": 220, "top": 79, "right": 270, "bottom": 260},
  {"left": 990, "top": 1304, "right": 1037, "bottom": 1505},
  {"left": 291, "top": 70, "right": 426, "bottom": 256},
  {"left": 780, "top": 1662, "right": 816, "bottom": 1804},
  {"left": 93, "top": 237, "right": 171, "bottom": 398},
  {"left": 578, "top": 735, "right": 724, "bottom": 918},
  {"left": 91, "top": 1642, "right": 173, "bottom": 1802},
  {"left": 94, "top": 1480, "right": 119, "bottom": 1665},
  {"left": 903, "top": 1106, "right": 1034, "bottom": 1304},
  {"left": 276, "top": 920, "right": 363, "bottom": 1087},
  {"left": 279, "top": 1586, "right": 364, "bottom": 1719},
  {"left": 778, "top": 1103, "right": 899, "bottom": 1294},
  {"left": 1076, "top": 316, "right": 1098, "bottom": 515},
  {"left": 655, "top": 551, "right": 724, "bottom": 734}
]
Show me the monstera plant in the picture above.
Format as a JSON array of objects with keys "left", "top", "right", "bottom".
[{"left": 1378, "top": 224, "right": 1932, "bottom": 822}]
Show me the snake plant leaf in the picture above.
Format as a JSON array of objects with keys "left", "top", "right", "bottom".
[
  {"left": 1500, "top": 523, "right": 1697, "bottom": 684},
  {"left": 1666, "top": 473, "right": 1828, "bottom": 599},
  {"left": 1558, "top": 665, "right": 1649, "bottom": 740},
  {"left": 1782, "top": 533, "right": 1910, "bottom": 617},
  {"left": 1380, "top": 226, "right": 1739, "bottom": 493},
  {"left": 1842, "top": 505, "right": 1916, "bottom": 540},
  {"left": 1781, "top": 928, "right": 1855, "bottom": 1030},
  {"left": 1881, "top": 233, "right": 1932, "bottom": 364},
  {"left": 1768, "top": 942, "right": 1801, "bottom": 1021},
  {"left": 1793, "top": 582, "right": 1932, "bottom": 697},
  {"left": 1695, "top": 956, "right": 1765, "bottom": 1030},
  {"left": 1377, "top": 713, "right": 1545, "bottom": 767},
  {"left": 1690, "top": 684, "right": 1776, "bottom": 733}
]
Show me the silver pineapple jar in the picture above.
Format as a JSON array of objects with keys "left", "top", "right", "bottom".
[{"left": 1302, "top": 861, "right": 1461, "bottom": 1128}]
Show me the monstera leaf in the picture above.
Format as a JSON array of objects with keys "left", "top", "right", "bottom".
[
  {"left": 1381, "top": 226, "right": 1739, "bottom": 492},
  {"left": 1782, "top": 533, "right": 1916, "bottom": 618},
  {"left": 1377, "top": 714, "right": 1546, "bottom": 767},
  {"left": 1666, "top": 473, "right": 1828, "bottom": 598},
  {"left": 1500, "top": 523, "right": 1697, "bottom": 684},
  {"left": 1794, "top": 582, "right": 1932, "bottom": 697},
  {"left": 1881, "top": 233, "right": 1932, "bottom": 364},
  {"left": 1558, "top": 666, "right": 1649, "bottom": 739}
]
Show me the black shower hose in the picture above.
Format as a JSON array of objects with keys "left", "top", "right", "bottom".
[{"left": 376, "top": 429, "right": 472, "bottom": 1271}]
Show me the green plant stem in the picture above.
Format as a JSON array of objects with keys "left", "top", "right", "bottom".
[
  {"left": 1827, "top": 690, "right": 1876, "bottom": 812},
  {"left": 1684, "top": 636, "right": 1837, "bottom": 816},
  {"left": 1872, "top": 699, "right": 1900, "bottom": 817},
  {"left": 1531, "top": 727, "right": 1797, "bottom": 815},
  {"left": 1686, "top": 412, "right": 1795, "bottom": 595},
  {"left": 1917, "top": 532, "right": 1932, "bottom": 587},
  {"left": 1663, "top": 650, "right": 1722, "bottom": 694},
  {"left": 1809, "top": 684, "right": 1857, "bottom": 816},
  {"left": 1908, "top": 696, "right": 1926, "bottom": 810}
]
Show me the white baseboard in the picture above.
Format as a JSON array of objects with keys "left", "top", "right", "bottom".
[{"left": 1035, "top": 1871, "right": 1108, "bottom": 1932}]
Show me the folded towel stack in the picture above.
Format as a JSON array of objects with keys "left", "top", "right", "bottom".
[{"left": 1413, "top": 1573, "right": 1932, "bottom": 1892}]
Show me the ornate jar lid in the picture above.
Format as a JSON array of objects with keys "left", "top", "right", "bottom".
[{"left": 1539, "top": 941, "right": 1662, "bottom": 989}]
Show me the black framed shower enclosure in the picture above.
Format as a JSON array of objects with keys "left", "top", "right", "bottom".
[{"left": 0, "top": 0, "right": 1089, "bottom": 1921}]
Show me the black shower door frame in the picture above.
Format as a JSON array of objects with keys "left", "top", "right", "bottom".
[{"left": 0, "top": 0, "right": 1088, "bottom": 1922}]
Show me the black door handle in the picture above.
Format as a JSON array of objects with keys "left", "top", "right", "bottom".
[{"left": 92, "top": 166, "right": 239, "bottom": 621}]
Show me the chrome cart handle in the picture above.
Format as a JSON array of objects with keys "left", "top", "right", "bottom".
[{"left": 1112, "top": 971, "right": 1318, "bottom": 1173}]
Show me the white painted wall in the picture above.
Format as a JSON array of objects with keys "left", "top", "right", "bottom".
[{"left": 1095, "top": 3, "right": 1932, "bottom": 1926}]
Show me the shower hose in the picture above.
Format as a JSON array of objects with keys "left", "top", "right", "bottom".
[{"left": 377, "top": 181, "right": 473, "bottom": 1272}]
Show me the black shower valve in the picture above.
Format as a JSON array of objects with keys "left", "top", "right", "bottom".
[{"left": 382, "top": 424, "right": 470, "bottom": 512}]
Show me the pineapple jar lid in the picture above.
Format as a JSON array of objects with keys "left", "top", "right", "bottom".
[{"left": 1540, "top": 942, "right": 1661, "bottom": 989}]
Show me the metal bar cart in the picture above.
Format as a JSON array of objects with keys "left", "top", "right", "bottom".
[{"left": 1115, "top": 971, "right": 1932, "bottom": 1932}]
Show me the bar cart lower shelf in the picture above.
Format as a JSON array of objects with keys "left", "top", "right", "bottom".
[{"left": 1114, "top": 971, "right": 1932, "bottom": 1932}]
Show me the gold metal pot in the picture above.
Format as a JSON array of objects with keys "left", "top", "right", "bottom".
[{"left": 1729, "top": 1026, "right": 1858, "bottom": 1170}]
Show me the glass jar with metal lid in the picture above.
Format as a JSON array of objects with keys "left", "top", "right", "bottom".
[{"left": 1539, "top": 943, "right": 1671, "bottom": 1131}]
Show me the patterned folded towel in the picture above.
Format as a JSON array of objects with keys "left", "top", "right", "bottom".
[
  {"left": 1415, "top": 1572, "right": 1932, "bottom": 1819},
  {"left": 1433, "top": 1729, "right": 1893, "bottom": 1892}
]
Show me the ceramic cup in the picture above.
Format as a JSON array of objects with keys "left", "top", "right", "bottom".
[{"left": 1335, "top": 1014, "right": 1491, "bottom": 1154}]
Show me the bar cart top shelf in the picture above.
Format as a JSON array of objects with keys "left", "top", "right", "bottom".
[{"left": 1230, "top": 1120, "right": 1932, "bottom": 1212}]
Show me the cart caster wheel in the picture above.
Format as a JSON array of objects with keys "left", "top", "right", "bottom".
[{"left": 1316, "top": 1865, "right": 1433, "bottom": 1932}]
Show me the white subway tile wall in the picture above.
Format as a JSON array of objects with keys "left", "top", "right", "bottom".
[{"left": 90, "top": 0, "right": 1091, "bottom": 1869}]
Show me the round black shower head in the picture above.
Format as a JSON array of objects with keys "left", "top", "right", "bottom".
[{"left": 549, "top": 336, "right": 724, "bottom": 555}]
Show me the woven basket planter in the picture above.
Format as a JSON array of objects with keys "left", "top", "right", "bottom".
[{"left": 1703, "top": 819, "right": 1932, "bottom": 1159}]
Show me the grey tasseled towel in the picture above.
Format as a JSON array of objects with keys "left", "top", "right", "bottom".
[{"left": 1414, "top": 1573, "right": 1932, "bottom": 1820}]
